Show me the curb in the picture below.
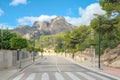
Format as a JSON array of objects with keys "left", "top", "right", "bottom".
[
  {"left": 64, "top": 56, "right": 120, "bottom": 80},
  {"left": 7, "top": 57, "right": 42, "bottom": 80}
]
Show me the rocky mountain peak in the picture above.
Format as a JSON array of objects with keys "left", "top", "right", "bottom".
[
  {"left": 54, "top": 16, "right": 65, "bottom": 21},
  {"left": 12, "top": 16, "right": 75, "bottom": 39},
  {"left": 50, "top": 16, "right": 73, "bottom": 34},
  {"left": 51, "top": 16, "right": 66, "bottom": 23},
  {"left": 32, "top": 21, "right": 50, "bottom": 31}
]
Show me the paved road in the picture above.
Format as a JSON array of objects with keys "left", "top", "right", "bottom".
[{"left": 8, "top": 56, "right": 119, "bottom": 80}]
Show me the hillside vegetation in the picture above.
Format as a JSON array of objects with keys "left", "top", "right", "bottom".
[{"left": 39, "top": 0, "right": 120, "bottom": 56}]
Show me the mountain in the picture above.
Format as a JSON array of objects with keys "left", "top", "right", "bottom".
[
  {"left": 12, "top": 16, "right": 75, "bottom": 39},
  {"left": 50, "top": 17, "right": 74, "bottom": 34}
]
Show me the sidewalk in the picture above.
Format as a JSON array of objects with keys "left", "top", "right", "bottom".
[
  {"left": 0, "top": 67, "right": 19, "bottom": 80},
  {"left": 102, "top": 67, "right": 120, "bottom": 77},
  {"left": 78, "top": 61, "right": 120, "bottom": 77},
  {"left": 63, "top": 55, "right": 120, "bottom": 78},
  {"left": 0, "top": 56, "right": 41, "bottom": 80}
]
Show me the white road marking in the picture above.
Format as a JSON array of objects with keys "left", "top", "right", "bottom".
[
  {"left": 13, "top": 73, "right": 24, "bottom": 80},
  {"left": 55, "top": 72, "right": 64, "bottom": 80},
  {"left": 65, "top": 72, "right": 80, "bottom": 80},
  {"left": 87, "top": 72, "right": 111, "bottom": 80},
  {"left": 41, "top": 73, "right": 49, "bottom": 80},
  {"left": 26, "top": 73, "right": 36, "bottom": 80},
  {"left": 77, "top": 72, "right": 95, "bottom": 80},
  {"left": 56, "top": 58, "right": 61, "bottom": 72}
]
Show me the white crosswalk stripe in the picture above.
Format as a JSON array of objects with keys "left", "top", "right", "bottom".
[
  {"left": 77, "top": 72, "right": 95, "bottom": 80},
  {"left": 87, "top": 72, "right": 111, "bottom": 80},
  {"left": 13, "top": 73, "right": 24, "bottom": 80},
  {"left": 65, "top": 72, "right": 80, "bottom": 80},
  {"left": 26, "top": 73, "right": 36, "bottom": 80},
  {"left": 55, "top": 72, "right": 64, "bottom": 80},
  {"left": 41, "top": 73, "right": 49, "bottom": 80},
  {"left": 11, "top": 72, "right": 115, "bottom": 80}
]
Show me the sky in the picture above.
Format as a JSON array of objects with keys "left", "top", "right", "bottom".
[{"left": 0, "top": 0, "right": 106, "bottom": 29}]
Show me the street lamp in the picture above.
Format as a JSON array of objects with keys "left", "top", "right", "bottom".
[
  {"left": 18, "top": 49, "right": 21, "bottom": 68},
  {"left": 94, "top": 12, "right": 120, "bottom": 69},
  {"left": 94, "top": 14, "right": 102, "bottom": 69},
  {"left": 32, "top": 31, "right": 37, "bottom": 62}
]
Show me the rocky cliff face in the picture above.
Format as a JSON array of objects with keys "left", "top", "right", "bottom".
[
  {"left": 50, "top": 17, "right": 73, "bottom": 34},
  {"left": 12, "top": 16, "right": 75, "bottom": 39},
  {"left": 102, "top": 44, "right": 120, "bottom": 68},
  {"left": 33, "top": 21, "right": 50, "bottom": 31}
]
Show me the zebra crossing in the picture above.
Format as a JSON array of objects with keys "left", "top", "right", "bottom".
[{"left": 10, "top": 71, "right": 116, "bottom": 80}]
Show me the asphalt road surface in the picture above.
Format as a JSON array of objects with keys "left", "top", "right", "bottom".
[{"left": 8, "top": 56, "right": 119, "bottom": 80}]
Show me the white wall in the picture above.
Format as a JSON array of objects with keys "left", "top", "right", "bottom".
[
  {"left": 0, "top": 51, "right": 4, "bottom": 68},
  {"left": 0, "top": 50, "right": 16, "bottom": 68}
]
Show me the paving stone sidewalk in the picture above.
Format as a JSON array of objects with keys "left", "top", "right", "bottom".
[
  {"left": 102, "top": 67, "right": 120, "bottom": 77},
  {"left": 0, "top": 56, "right": 41, "bottom": 80},
  {"left": 63, "top": 55, "right": 120, "bottom": 78}
]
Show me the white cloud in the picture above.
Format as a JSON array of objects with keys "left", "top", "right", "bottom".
[
  {"left": 17, "top": 3, "right": 106, "bottom": 26},
  {"left": 9, "top": 0, "right": 27, "bottom": 6},
  {"left": 77, "top": 3, "right": 106, "bottom": 26},
  {"left": 0, "top": 8, "right": 4, "bottom": 16},
  {"left": 18, "top": 15, "right": 57, "bottom": 25},
  {"left": 0, "top": 24, "right": 14, "bottom": 29},
  {"left": 65, "top": 17, "right": 81, "bottom": 26}
]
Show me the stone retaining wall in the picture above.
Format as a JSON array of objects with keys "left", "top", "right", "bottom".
[{"left": 0, "top": 50, "right": 34, "bottom": 69}]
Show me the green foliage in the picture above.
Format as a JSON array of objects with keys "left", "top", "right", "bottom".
[
  {"left": 53, "top": 26, "right": 91, "bottom": 53},
  {"left": 27, "top": 41, "right": 33, "bottom": 52},
  {"left": 90, "top": 14, "right": 120, "bottom": 54},
  {"left": 99, "top": 0, "right": 120, "bottom": 15},
  {"left": 37, "top": 7, "right": 120, "bottom": 55},
  {"left": 27, "top": 46, "right": 34, "bottom": 52},
  {"left": 68, "top": 26, "right": 91, "bottom": 50},
  {"left": 39, "top": 32, "right": 65, "bottom": 48},
  {"left": 10, "top": 37, "right": 28, "bottom": 50},
  {"left": 41, "top": 48, "right": 44, "bottom": 53},
  {"left": 0, "top": 29, "right": 17, "bottom": 49},
  {"left": 34, "top": 48, "right": 40, "bottom": 52}
]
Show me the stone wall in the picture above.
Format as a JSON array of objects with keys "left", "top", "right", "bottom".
[
  {"left": 0, "top": 50, "right": 17, "bottom": 68},
  {"left": 0, "top": 50, "right": 32, "bottom": 69}
]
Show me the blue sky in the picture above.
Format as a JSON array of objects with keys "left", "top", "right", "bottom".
[{"left": 0, "top": 0, "right": 106, "bottom": 29}]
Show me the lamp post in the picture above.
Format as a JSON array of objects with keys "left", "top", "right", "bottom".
[
  {"left": 98, "top": 17, "right": 101, "bottom": 69},
  {"left": 18, "top": 49, "right": 21, "bottom": 68},
  {"left": 33, "top": 33, "right": 35, "bottom": 62},
  {"left": 32, "top": 31, "right": 37, "bottom": 62},
  {"left": 33, "top": 35, "right": 35, "bottom": 62},
  {"left": 94, "top": 14, "right": 101, "bottom": 69},
  {"left": 94, "top": 12, "right": 120, "bottom": 68}
]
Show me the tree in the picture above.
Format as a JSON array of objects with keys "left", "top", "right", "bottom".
[
  {"left": 26, "top": 40, "right": 34, "bottom": 52},
  {"left": 69, "top": 26, "right": 90, "bottom": 51},
  {"left": 90, "top": 15, "right": 120, "bottom": 54},
  {"left": 64, "top": 30, "right": 71, "bottom": 49},
  {"left": 0, "top": 29, "right": 17, "bottom": 49},
  {"left": 99, "top": 0, "right": 120, "bottom": 15},
  {"left": 10, "top": 37, "right": 28, "bottom": 50}
]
